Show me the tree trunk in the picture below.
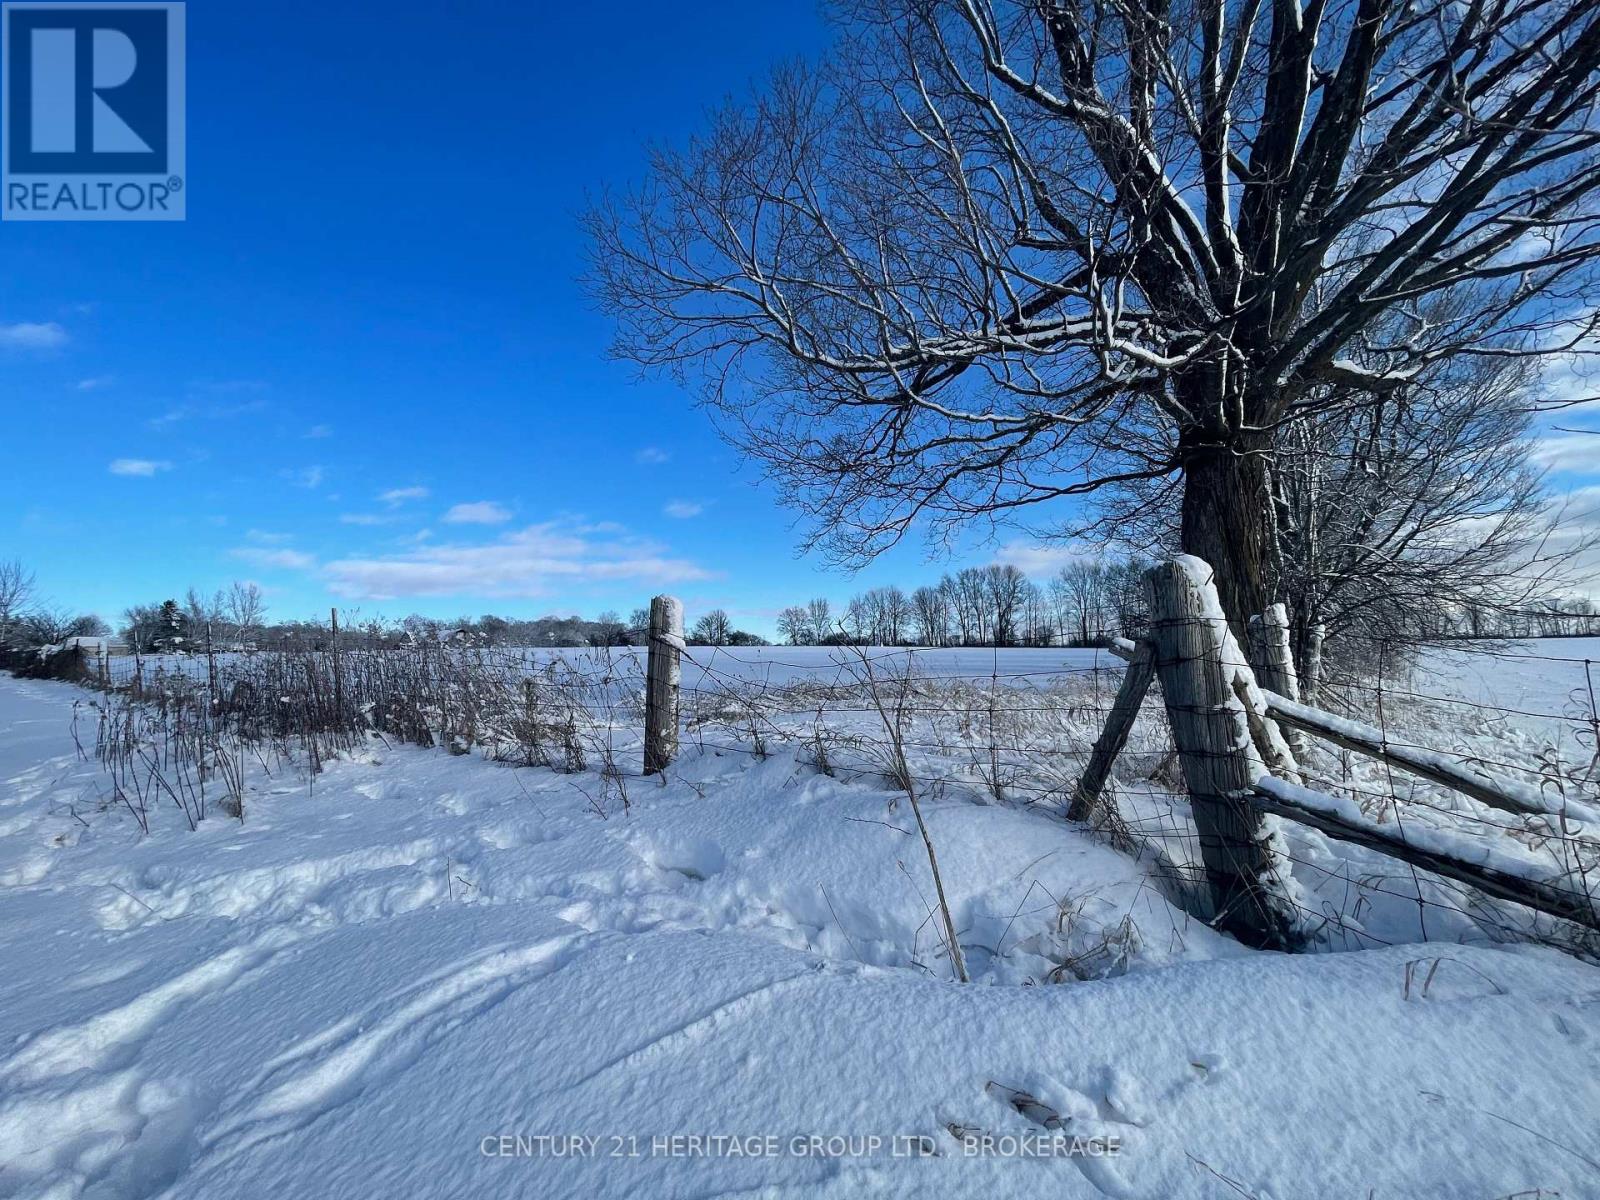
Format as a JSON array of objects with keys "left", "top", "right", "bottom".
[{"left": 1179, "top": 439, "right": 1275, "bottom": 634}]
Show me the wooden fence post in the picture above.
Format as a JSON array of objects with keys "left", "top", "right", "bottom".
[
  {"left": 644, "top": 595, "right": 683, "bottom": 775},
  {"left": 1068, "top": 640, "right": 1155, "bottom": 823},
  {"left": 1145, "top": 558, "right": 1300, "bottom": 949},
  {"left": 206, "top": 620, "right": 218, "bottom": 700},
  {"left": 1248, "top": 603, "right": 1309, "bottom": 761}
]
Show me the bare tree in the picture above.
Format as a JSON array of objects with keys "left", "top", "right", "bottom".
[
  {"left": 1271, "top": 359, "right": 1596, "bottom": 665},
  {"left": 983, "top": 564, "right": 1030, "bottom": 646},
  {"left": 21, "top": 607, "right": 101, "bottom": 647},
  {"left": 590, "top": 0, "right": 1600, "bottom": 626},
  {"left": 226, "top": 581, "right": 267, "bottom": 646},
  {"left": 184, "top": 587, "right": 225, "bottom": 639},
  {"left": 0, "top": 559, "right": 35, "bottom": 644},
  {"left": 805, "top": 596, "right": 834, "bottom": 643},
  {"left": 1108, "top": 351, "right": 1597, "bottom": 665},
  {"left": 777, "top": 604, "right": 813, "bottom": 645},
  {"left": 911, "top": 583, "right": 952, "bottom": 645},
  {"left": 1052, "top": 561, "right": 1110, "bottom": 644},
  {"left": 691, "top": 608, "right": 733, "bottom": 645}
]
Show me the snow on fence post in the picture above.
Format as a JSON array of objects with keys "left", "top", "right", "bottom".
[
  {"left": 1145, "top": 558, "right": 1301, "bottom": 949},
  {"left": 644, "top": 595, "right": 684, "bottom": 776},
  {"left": 1248, "top": 603, "right": 1309, "bottom": 761}
]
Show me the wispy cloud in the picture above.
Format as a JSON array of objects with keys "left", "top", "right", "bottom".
[
  {"left": 379, "top": 486, "right": 430, "bottom": 506},
  {"left": 1533, "top": 431, "right": 1600, "bottom": 475},
  {"left": 339, "top": 513, "right": 396, "bottom": 526},
  {"left": 74, "top": 375, "right": 113, "bottom": 391},
  {"left": 285, "top": 465, "right": 325, "bottom": 489},
  {"left": 634, "top": 446, "right": 671, "bottom": 465},
  {"left": 304, "top": 424, "right": 333, "bottom": 439},
  {"left": 993, "top": 540, "right": 1095, "bottom": 576},
  {"left": 323, "top": 520, "right": 713, "bottom": 600},
  {"left": 108, "top": 458, "right": 172, "bottom": 477},
  {"left": 148, "top": 395, "right": 269, "bottom": 430},
  {"left": 443, "top": 500, "right": 512, "bottom": 525},
  {"left": 0, "top": 321, "right": 68, "bottom": 350},
  {"left": 245, "top": 529, "right": 294, "bottom": 544},
  {"left": 663, "top": 499, "right": 705, "bottom": 519},
  {"left": 230, "top": 547, "right": 316, "bottom": 570}
]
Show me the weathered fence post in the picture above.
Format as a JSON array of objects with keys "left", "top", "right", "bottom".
[
  {"left": 1068, "top": 639, "right": 1155, "bottom": 823},
  {"left": 1145, "top": 558, "right": 1300, "bottom": 949},
  {"left": 205, "top": 620, "right": 218, "bottom": 700},
  {"left": 1248, "top": 603, "right": 1309, "bottom": 761},
  {"left": 644, "top": 595, "right": 683, "bottom": 775}
]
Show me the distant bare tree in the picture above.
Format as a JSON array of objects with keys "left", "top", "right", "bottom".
[
  {"left": 691, "top": 609, "right": 733, "bottom": 646},
  {"left": 777, "top": 604, "right": 813, "bottom": 645},
  {"left": 226, "top": 581, "right": 267, "bottom": 645},
  {"left": 591, "top": 0, "right": 1600, "bottom": 628},
  {"left": 0, "top": 559, "right": 34, "bottom": 644},
  {"left": 184, "top": 587, "right": 225, "bottom": 638},
  {"left": 1052, "top": 561, "right": 1110, "bottom": 645},
  {"left": 21, "top": 607, "right": 93, "bottom": 646},
  {"left": 805, "top": 597, "right": 833, "bottom": 644},
  {"left": 910, "top": 584, "right": 952, "bottom": 646}
]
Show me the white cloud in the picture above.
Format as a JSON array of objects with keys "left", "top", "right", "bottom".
[
  {"left": 108, "top": 458, "right": 172, "bottom": 477},
  {"left": 663, "top": 499, "right": 705, "bottom": 519},
  {"left": 443, "top": 500, "right": 512, "bottom": 525},
  {"left": 323, "top": 520, "right": 713, "bottom": 600},
  {"left": 229, "top": 547, "right": 316, "bottom": 570},
  {"left": 379, "top": 486, "right": 430, "bottom": 506},
  {"left": 75, "top": 375, "right": 113, "bottom": 391},
  {"left": 1533, "top": 431, "right": 1600, "bottom": 476},
  {"left": 634, "top": 447, "right": 671, "bottom": 464},
  {"left": 0, "top": 321, "right": 68, "bottom": 350},
  {"left": 992, "top": 540, "right": 1094, "bottom": 576},
  {"left": 245, "top": 529, "right": 293, "bottom": 544},
  {"left": 285, "top": 465, "right": 325, "bottom": 489},
  {"left": 339, "top": 513, "right": 395, "bottom": 526},
  {"left": 305, "top": 424, "right": 333, "bottom": 439}
]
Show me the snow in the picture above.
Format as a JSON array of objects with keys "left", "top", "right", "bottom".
[{"left": 4, "top": 670, "right": 1600, "bottom": 1198}]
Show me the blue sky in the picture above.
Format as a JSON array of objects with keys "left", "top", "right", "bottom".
[
  {"left": 3, "top": 1, "right": 1597, "bottom": 635},
  {"left": 0, "top": 0, "right": 1050, "bottom": 636}
]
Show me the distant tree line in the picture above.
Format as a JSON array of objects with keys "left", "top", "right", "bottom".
[
  {"left": 113, "top": 594, "right": 771, "bottom": 653},
  {"left": 776, "top": 560, "right": 1151, "bottom": 647}
]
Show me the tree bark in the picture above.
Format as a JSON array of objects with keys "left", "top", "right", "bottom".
[{"left": 1179, "top": 438, "right": 1276, "bottom": 636}]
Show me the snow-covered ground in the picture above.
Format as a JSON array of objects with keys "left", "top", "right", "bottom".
[{"left": 2, "top": 647, "right": 1599, "bottom": 1199}]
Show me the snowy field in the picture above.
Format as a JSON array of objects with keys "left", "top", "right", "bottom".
[{"left": 1, "top": 643, "right": 1598, "bottom": 1198}]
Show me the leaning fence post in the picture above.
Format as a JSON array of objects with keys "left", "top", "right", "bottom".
[
  {"left": 1145, "top": 558, "right": 1300, "bottom": 949},
  {"left": 1248, "top": 603, "right": 1309, "bottom": 761},
  {"left": 1068, "top": 639, "right": 1155, "bottom": 824},
  {"left": 644, "top": 595, "right": 684, "bottom": 775}
]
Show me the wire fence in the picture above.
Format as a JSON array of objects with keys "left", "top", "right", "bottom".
[{"left": 14, "top": 622, "right": 1600, "bottom": 958}]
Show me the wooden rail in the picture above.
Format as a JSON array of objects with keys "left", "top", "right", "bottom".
[
  {"left": 1261, "top": 693, "right": 1600, "bottom": 828},
  {"left": 1106, "top": 634, "right": 1599, "bottom": 828},
  {"left": 1251, "top": 777, "right": 1600, "bottom": 935}
]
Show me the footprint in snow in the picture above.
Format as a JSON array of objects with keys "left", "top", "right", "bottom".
[{"left": 632, "top": 833, "right": 726, "bottom": 882}]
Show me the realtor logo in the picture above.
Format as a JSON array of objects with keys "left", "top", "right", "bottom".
[{"left": 2, "top": 2, "right": 185, "bottom": 220}]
